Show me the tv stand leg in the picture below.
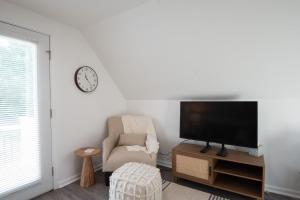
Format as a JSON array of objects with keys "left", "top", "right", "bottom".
[
  {"left": 217, "top": 144, "right": 228, "bottom": 157},
  {"left": 200, "top": 141, "right": 211, "bottom": 153}
]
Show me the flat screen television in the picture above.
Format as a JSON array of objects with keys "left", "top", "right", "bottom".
[{"left": 180, "top": 101, "right": 258, "bottom": 149}]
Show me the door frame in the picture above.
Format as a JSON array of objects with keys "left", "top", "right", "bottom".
[{"left": 0, "top": 20, "right": 53, "bottom": 200}]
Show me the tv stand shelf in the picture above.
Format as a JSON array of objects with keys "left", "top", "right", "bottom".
[
  {"left": 172, "top": 143, "right": 265, "bottom": 200},
  {"left": 214, "top": 160, "right": 263, "bottom": 181}
]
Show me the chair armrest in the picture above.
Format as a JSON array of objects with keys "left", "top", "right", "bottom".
[{"left": 103, "top": 136, "right": 116, "bottom": 163}]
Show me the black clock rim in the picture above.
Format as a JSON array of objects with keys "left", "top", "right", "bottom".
[{"left": 74, "top": 66, "right": 98, "bottom": 93}]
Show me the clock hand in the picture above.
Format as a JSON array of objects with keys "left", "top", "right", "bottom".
[{"left": 85, "top": 73, "right": 93, "bottom": 87}]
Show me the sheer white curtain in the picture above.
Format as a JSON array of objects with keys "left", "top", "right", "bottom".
[{"left": 0, "top": 35, "right": 41, "bottom": 196}]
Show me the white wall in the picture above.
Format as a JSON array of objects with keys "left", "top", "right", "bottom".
[
  {"left": 83, "top": 0, "right": 300, "bottom": 100},
  {"left": 0, "top": 0, "right": 126, "bottom": 188},
  {"left": 127, "top": 99, "right": 300, "bottom": 198},
  {"left": 81, "top": 0, "right": 300, "bottom": 197}
]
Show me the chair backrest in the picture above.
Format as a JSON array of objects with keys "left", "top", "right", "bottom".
[{"left": 107, "top": 116, "right": 124, "bottom": 142}]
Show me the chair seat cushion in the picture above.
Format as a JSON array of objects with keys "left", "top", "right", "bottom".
[{"left": 104, "top": 146, "right": 156, "bottom": 172}]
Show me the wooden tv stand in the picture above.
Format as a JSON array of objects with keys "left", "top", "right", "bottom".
[{"left": 172, "top": 143, "right": 265, "bottom": 200}]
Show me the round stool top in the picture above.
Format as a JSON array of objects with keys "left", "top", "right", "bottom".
[
  {"left": 74, "top": 147, "right": 100, "bottom": 158},
  {"left": 110, "top": 162, "right": 162, "bottom": 200},
  {"left": 111, "top": 162, "right": 161, "bottom": 186}
]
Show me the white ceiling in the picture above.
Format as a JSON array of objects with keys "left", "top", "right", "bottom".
[{"left": 5, "top": 0, "right": 149, "bottom": 28}]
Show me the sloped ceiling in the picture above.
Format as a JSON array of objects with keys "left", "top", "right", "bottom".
[
  {"left": 5, "top": 0, "right": 149, "bottom": 28},
  {"left": 81, "top": 0, "right": 300, "bottom": 100},
  {"left": 6, "top": 0, "right": 300, "bottom": 100}
]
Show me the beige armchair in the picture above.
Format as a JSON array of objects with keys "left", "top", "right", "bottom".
[{"left": 102, "top": 116, "right": 157, "bottom": 185}]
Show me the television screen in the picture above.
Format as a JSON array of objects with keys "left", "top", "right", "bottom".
[{"left": 180, "top": 101, "right": 258, "bottom": 148}]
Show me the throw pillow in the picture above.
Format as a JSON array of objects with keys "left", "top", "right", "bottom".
[{"left": 118, "top": 133, "right": 146, "bottom": 146}]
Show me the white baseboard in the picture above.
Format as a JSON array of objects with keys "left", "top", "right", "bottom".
[
  {"left": 157, "top": 153, "right": 172, "bottom": 168},
  {"left": 266, "top": 184, "right": 300, "bottom": 199},
  {"left": 157, "top": 158, "right": 171, "bottom": 168},
  {"left": 54, "top": 164, "right": 102, "bottom": 189}
]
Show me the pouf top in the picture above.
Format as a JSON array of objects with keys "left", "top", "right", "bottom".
[{"left": 111, "top": 162, "right": 160, "bottom": 186}]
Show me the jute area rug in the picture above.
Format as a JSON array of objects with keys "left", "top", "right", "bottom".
[{"left": 162, "top": 180, "right": 230, "bottom": 200}]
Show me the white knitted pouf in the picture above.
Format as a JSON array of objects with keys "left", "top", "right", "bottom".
[{"left": 109, "top": 162, "right": 162, "bottom": 200}]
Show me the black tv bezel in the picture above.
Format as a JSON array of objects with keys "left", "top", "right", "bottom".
[{"left": 179, "top": 101, "right": 258, "bottom": 149}]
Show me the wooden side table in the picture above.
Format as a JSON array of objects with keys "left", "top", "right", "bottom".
[{"left": 75, "top": 147, "right": 100, "bottom": 187}]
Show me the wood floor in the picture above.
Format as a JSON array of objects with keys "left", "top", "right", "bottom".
[{"left": 33, "top": 166, "right": 298, "bottom": 200}]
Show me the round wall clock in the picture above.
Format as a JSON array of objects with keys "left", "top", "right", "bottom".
[{"left": 74, "top": 66, "right": 98, "bottom": 93}]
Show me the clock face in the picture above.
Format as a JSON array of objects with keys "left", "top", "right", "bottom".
[{"left": 74, "top": 66, "right": 98, "bottom": 93}]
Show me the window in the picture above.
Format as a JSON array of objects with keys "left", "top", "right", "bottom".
[{"left": 0, "top": 34, "right": 41, "bottom": 196}]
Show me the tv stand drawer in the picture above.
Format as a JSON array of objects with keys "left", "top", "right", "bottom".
[
  {"left": 174, "top": 153, "right": 213, "bottom": 184},
  {"left": 176, "top": 154, "right": 210, "bottom": 180}
]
